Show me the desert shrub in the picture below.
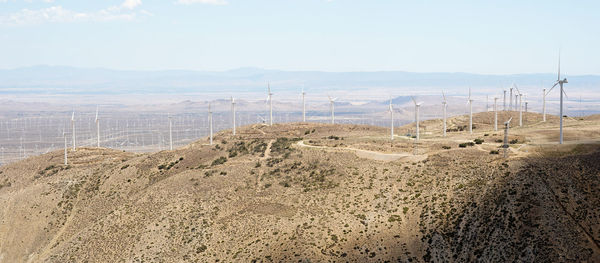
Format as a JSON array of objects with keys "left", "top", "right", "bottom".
[
  {"left": 490, "top": 150, "right": 500, "bottom": 155},
  {"left": 121, "top": 164, "right": 129, "bottom": 170},
  {"left": 327, "top": 135, "right": 340, "bottom": 140},
  {"left": 495, "top": 139, "right": 503, "bottom": 143},
  {"left": 442, "top": 146, "right": 451, "bottom": 150},
  {"left": 211, "top": 156, "right": 228, "bottom": 166},
  {"left": 388, "top": 215, "right": 402, "bottom": 222},
  {"left": 484, "top": 134, "right": 489, "bottom": 136},
  {"left": 474, "top": 138, "right": 484, "bottom": 144},
  {"left": 459, "top": 143, "right": 467, "bottom": 148},
  {"left": 509, "top": 139, "right": 519, "bottom": 144}
]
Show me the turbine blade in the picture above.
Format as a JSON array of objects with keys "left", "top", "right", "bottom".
[{"left": 547, "top": 82, "right": 559, "bottom": 94}]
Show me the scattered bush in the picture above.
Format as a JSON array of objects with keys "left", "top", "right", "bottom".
[
  {"left": 509, "top": 139, "right": 519, "bottom": 144},
  {"left": 211, "top": 157, "right": 228, "bottom": 166},
  {"left": 490, "top": 150, "right": 500, "bottom": 155},
  {"left": 442, "top": 146, "right": 451, "bottom": 150},
  {"left": 474, "top": 138, "right": 484, "bottom": 144}
]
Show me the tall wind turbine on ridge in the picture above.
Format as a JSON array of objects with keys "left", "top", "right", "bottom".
[
  {"left": 547, "top": 51, "right": 568, "bottom": 144},
  {"left": 442, "top": 91, "right": 447, "bottom": 137},
  {"left": 63, "top": 128, "right": 68, "bottom": 165},
  {"left": 71, "top": 111, "right": 76, "bottom": 151},
  {"left": 231, "top": 97, "right": 236, "bottom": 135},
  {"left": 467, "top": 88, "right": 474, "bottom": 134},
  {"left": 411, "top": 97, "right": 423, "bottom": 142},
  {"left": 388, "top": 97, "right": 394, "bottom": 141},
  {"left": 95, "top": 106, "right": 100, "bottom": 148},
  {"left": 301, "top": 87, "right": 306, "bottom": 122},
  {"left": 503, "top": 89, "right": 507, "bottom": 111},
  {"left": 328, "top": 95, "right": 338, "bottom": 124},
  {"left": 509, "top": 86, "right": 513, "bottom": 111},
  {"left": 267, "top": 83, "right": 273, "bottom": 126}
]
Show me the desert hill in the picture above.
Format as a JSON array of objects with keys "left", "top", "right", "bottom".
[{"left": 1, "top": 112, "right": 599, "bottom": 262}]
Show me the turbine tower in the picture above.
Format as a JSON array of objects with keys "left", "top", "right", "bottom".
[
  {"left": 301, "top": 88, "right": 306, "bottom": 122},
  {"left": 411, "top": 97, "right": 423, "bottom": 142},
  {"left": 514, "top": 84, "right": 523, "bottom": 127},
  {"left": 494, "top": 97, "right": 498, "bottom": 131},
  {"left": 503, "top": 90, "right": 507, "bottom": 111},
  {"left": 71, "top": 111, "right": 76, "bottom": 151},
  {"left": 503, "top": 117, "right": 513, "bottom": 158},
  {"left": 267, "top": 83, "right": 273, "bottom": 126},
  {"left": 63, "top": 129, "right": 68, "bottom": 165},
  {"left": 467, "top": 88, "right": 474, "bottom": 134},
  {"left": 231, "top": 97, "right": 236, "bottom": 135},
  {"left": 509, "top": 87, "right": 513, "bottom": 111},
  {"left": 542, "top": 88, "right": 547, "bottom": 122},
  {"left": 208, "top": 103, "right": 213, "bottom": 145},
  {"left": 547, "top": 51, "right": 568, "bottom": 144},
  {"left": 442, "top": 91, "right": 447, "bottom": 137},
  {"left": 328, "top": 95, "right": 338, "bottom": 124},
  {"left": 168, "top": 114, "right": 173, "bottom": 150},
  {"left": 388, "top": 97, "right": 394, "bottom": 141},
  {"left": 95, "top": 106, "right": 100, "bottom": 148}
]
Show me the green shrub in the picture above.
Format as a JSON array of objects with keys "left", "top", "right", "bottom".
[
  {"left": 490, "top": 150, "right": 499, "bottom": 155},
  {"left": 442, "top": 146, "right": 451, "bottom": 150},
  {"left": 509, "top": 139, "right": 519, "bottom": 144},
  {"left": 474, "top": 139, "right": 484, "bottom": 144}
]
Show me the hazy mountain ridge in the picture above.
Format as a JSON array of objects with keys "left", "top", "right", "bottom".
[{"left": 1, "top": 66, "right": 599, "bottom": 95}]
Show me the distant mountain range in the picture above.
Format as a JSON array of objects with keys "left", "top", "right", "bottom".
[{"left": 0, "top": 66, "right": 598, "bottom": 99}]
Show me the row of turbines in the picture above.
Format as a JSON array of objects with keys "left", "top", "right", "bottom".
[{"left": 8, "top": 54, "right": 571, "bottom": 166}]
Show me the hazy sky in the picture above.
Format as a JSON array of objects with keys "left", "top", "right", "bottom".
[{"left": 0, "top": 0, "right": 598, "bottom": 74}]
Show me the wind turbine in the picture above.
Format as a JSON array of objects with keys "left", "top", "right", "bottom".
[
  {"left": 301, "top": 87, "right": 306, "bottom": 122},
  {"left": 388, "top": 97, "right": 394, "bottom": 141},
  {"left": 411, "top": 97, "right": 423, "bottom": 142},
  {"left": 509, "top": 87, "right": 513, "bottom": 111},
  {"left": 267, "top": 83, "right": 273, "bottom": 126},
  {"left": 63, "top": 129, "right": 68, "bottom": 165},
  {"left": 467, "top": 88, "right": 474, "bottom": 134},
  {"left": 513, "top": 84, "right": 523, "bottom": 127},
  {"left": 95, "top": 106, "right": 100, "bottom": 148},
  {"left": 208, "top": 103, "right": 213, "bottom": 145},
  {"left": 494, "top": 97, "right": 498, "bottom": 131},
  {"left": 328, "top": 95, "right": 338, "bottom": 124},
  {"left": 503, "top": 117, "right": 513, "bottom": 158},
  {"left": 71, "top": 111, "right": 76, "bottom": 151},
  {"left": 168, "top": 114, "right": 173, "bottom": 150},
  {"left": 231, "top": 97, "right": 236, "bottom": 135},
  {"left": 442, "top": 91, "right": 447, "bottom": 137},
  {"left": 542, "top": 88, "right": 547, "bottom": 122},
  {"left": 503, "top": 90, "right": 507, "bottom": 111},
  {"left": 546, "top": 51, "right": 568, "bottom": 144}
]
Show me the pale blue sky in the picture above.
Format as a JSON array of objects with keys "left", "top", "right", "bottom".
[{"left": 0, "top": 0, "right": 598, "bottom": 74}]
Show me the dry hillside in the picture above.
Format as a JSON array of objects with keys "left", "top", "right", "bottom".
[{"left": 1, "top": 111, "right": 599, "bottom": 262}]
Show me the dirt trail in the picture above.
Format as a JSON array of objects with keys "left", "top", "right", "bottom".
[{"left": 296, "top": 141, "right": 427, "bottom": 162}]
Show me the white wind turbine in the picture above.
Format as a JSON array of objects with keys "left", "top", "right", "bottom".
[
  {"left": 63, "top": 129, "right": 68, "bottom": 165},
  {"left": 411, "top": 97, "right": 423, "bottom": 142},
  {"left": 542, "top": 87, "right": 547, "bottom": 122},
  {"left": 71, "top": 111, "right": 76, "bottom": 151},
  {"left": 328, "top": 95, "right": 338, "bottom": 124},
  {"left": 503, "top": 90, "right": 507, "bottom": 111},
  {"left": 208, "top": 103, "right": 213, "bottom": 145},
  {"left": 546, "top": 51, "right": 569, "bottom": 144},
  {"left": 231, "top": 97, "right": 236, "bottom": 135},
  {"left": 509, "top": 87, "right": 513, "bottom": 111},
  {"left": 513, "top": 84, "right": 523, "bottom": 127},
  {"left": 442, "top": 91, "right": 448, "bottom": 137},
  {"left": 301, "top": 87, "right": 306, "bottom": 122},
  {"left": 168, "top": 114, "right": 173, "bottom": 150},
  {"left": 467, "top": 88, "right": 474, "bottom": 134},
  {"left": 95, "top": 106, "right": 100, "bottom": 148},
  {"left": 493, "top": 97, "right": 499, "bottom": 131},
  {"left": 388, "top": 97, "right": 394, "bottom": 141},
  {"left": 502, "top": 117, "right": 513, "bottom": 158},
  {"left": 267, "top": 83, "right": 273, "bottom": 126}
]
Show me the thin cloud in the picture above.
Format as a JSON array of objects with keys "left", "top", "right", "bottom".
[
  {"left": 176, "top": 0, "right": 228, "bottom": 5},
  {"left": 0, "top": 0, "right": 147, "bottom": 25}
]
